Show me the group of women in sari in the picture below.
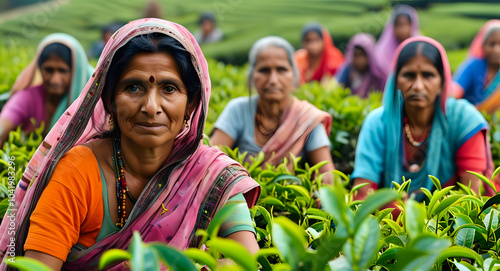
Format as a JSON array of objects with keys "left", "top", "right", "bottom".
[{"left": 0, "top": 4, "right": 499, "bottom": 270}]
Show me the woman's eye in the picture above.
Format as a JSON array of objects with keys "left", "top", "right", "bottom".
[
  {"left": 164, "top": 86, "right": 176, "bottom": 93},
  {"left": 423, "top": 72, "right": 435, "bottom": 78},
  {"left": 126, "top": 85, "right": 141, "bottom": 93},
  {"left": 402, "top": 72, "right": 415, "bottom": 79},
  {"left": 257, "top": 68, "right": 270, "bottom": 74}
]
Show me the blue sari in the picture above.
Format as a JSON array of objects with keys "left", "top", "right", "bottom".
[{"left": 352, "top": 73, "right": 489, "bottom": 200}]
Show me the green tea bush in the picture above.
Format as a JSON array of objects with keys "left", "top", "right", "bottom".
[{"left": 4, "top": 46, "right": 500, "bottom": 270}]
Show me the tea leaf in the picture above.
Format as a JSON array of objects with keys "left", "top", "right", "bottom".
[
  {"left": 149, "top": 243, "right": 197, "bottom": 271},
  {"left": 404, "top": 199, "right": 426, "bottom": 240},
  {"left": 436, "top": 246, "right": 484, "bottom": 268},
  {"left": 480, "top": 193, "right": 500, "bottom": 215},
  {"left": 429, "top": 175, "right": 442, "bottom": 191},
  {"left": 453, "top": 260, "right": 479, "bottom": 271},
  {"left": 4, "top": 256, "right": 52, "bottom": 271},
  {"left": 206, "top": 238, "right": 256, "bottom": 271},
  {"left": 354, "top": 216, "right": 380, "bottom": 270},
  {"left": 468, "top": 170, "right": 496, "bottom": 194},
  {"left": 454, "top": 215, "right": 475, "bottom": 248},
  {"left": 267, "top": 174, "right": 302, "bottom": 186},
  {"left": 272, "top": 217, "right": 308, "bottom": 269},
  {"left": 428, "top": 186, "right": 454, "bottom": 218},
  {"left": 184, "top": 248, "right": 217, "bottom": 271},
  {"left": 354, "top": 189, "right": 400, "bottom": 229},
  {"left": 430, "top": 194, "right": 463, "bottom": 217}
]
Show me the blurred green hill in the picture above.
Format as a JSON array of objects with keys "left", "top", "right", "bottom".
[{"left": 0, "top": 0, "right": 497, "bottom": 64}]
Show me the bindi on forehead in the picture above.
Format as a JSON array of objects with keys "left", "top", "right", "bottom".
[{"left": 149, "top": 75, "right": 155, "bottom": 83}]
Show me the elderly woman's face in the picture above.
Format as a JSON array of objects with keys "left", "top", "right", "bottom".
[
  {"left": 253, "top": 46, "right": 295, "bottom": 103},
  {"left": 114, "top": 52, "right": 189, "bottom": 149},
  {"left": 397, "top": 54, "right": 442, "bottom": 110},
  {"left": 483, "top": 30, "right": 500, "bottom": 66}
]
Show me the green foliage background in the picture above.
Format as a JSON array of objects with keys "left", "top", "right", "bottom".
[
  {"left": 0, "top": 0, "right": 496, "bottom": 64},
  {"left": 2, "top": 1, "right": 500, "bottom": 269}
]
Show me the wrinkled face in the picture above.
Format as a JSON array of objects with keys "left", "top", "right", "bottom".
[
  {"left": 397, "top": 54, "right": 442, "bottom": 110},
  {"left": 253, "top": 46, "right": 294, "bottom": 103},
  {"left": 40, "top": 55, "right": 71, "bottom": 96},
  {"left": 394, "top": 14, "right": 412, "bottom": 43},
  {"left": 483, "top": 30, "right": 500, "bottom": 66},
  {"left": 352, "top": 47, "right": 369, "bottom": 73},
  {"left": 114, "top": 52, "right": 192, "bottom": 149},
  {"left": 303, "top": 31, "right": 324, "bottom": 58}
]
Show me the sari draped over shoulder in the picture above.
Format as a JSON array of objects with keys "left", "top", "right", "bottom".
[
  {"left": 454, "top": 20, "right": 500, "bottom": 114},
  {"left": 261, "top": 97, "right": 332, "bottom": 167},
  {"left": 295, "top": 25, "right": 344, "bottom": 85},
  {"left": 8, "top": 33, "right": 94, "bottom": 130},
  {"left": 373, "top": 5, "right": 419, "bottom": 81},
  {"left": 335, "top": 33, "right": 385, "bottom": 97},
  {"left": 0, "top": 19, "right": 260, "bottom": 270},
  {"left": 352, "top": 36, "right": 496, "bottom": 202}
]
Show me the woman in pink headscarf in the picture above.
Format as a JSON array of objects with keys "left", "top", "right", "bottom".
[
  {"left": 0, "top": 18, "right": 260, "bottom": 270},
  {"left": 452, "top": 20, "right": 500, "bottom": 114},
  {"left": 335, "top": 33, "right": 386, "bottom": 97},
  {"left": 373, "top": 4, "right": 420, "bottom": 81}
]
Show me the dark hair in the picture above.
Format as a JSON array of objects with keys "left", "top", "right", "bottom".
[
  {"left": 395, "top": 41, "right": 444, "bottom": 85},
  {"left": 102, "top": 33, "right": 201, "bottom": 116},
  {"left": 353, "top": 45, "right": 366, "bottom": 54},
  {"left": 198, "top": 12, "right": 216, "bottom": 25},
  {"left": 37, "top": 43, "right": 72, "bottom": 68},
  {"left": 301, "top": 22, "right": 323, "bottom": 41},
  {"left": 394, "top": 13, "right": 412, "bottom": 25}
]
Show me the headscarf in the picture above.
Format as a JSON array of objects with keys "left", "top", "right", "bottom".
[
  {"left": 9, "top": 33, "right": 93, "bottom": 130},
  {"left": 336, "top": 33, "right": 385, "bottom": 97},
  {"left": 247, "top": 36, "right": 333, "bottom": 166},
  {"left": 467, "top": 19, "right": 500, "bottom": 59},
  {"left": 381, "top": 36, "right": 494, "bottom": 197},
  {"left": 374, "top": 5, "right": 420, "bottom": 80},
  {"left": 457, "top": 20, "right": 500, "bottom": 113},
  {"left": 295, "top": 23, "right": 345, "bottom": 84},
  {"left": 0, "top": 18, "right": 260, "bottom": 269}
]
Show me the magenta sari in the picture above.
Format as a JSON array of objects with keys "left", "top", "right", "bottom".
[{"left": 0, "top": 19, "right": 260, "bottom": 270}]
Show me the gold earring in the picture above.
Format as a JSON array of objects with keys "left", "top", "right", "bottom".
[
  {"left": 109, "top": 115, "right": 114, "bottom": 129},
  {"left": 184, "top": 117, "right": 189, "bottom": 128}
]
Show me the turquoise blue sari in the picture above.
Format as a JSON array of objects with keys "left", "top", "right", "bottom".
[{"left": 352, "top": 73, "right": 489, "bottom": 200}]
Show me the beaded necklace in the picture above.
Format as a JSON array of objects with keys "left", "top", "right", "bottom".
[
  {"left": 112, "top": 136, "right": 127, "bottom": 228},
  {"left": 403, "top": 117, "right": 430, "bottom": 147}
]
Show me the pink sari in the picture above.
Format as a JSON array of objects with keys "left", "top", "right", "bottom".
[
  {"left": 0, "top": 19, "right": 260, "bottom": 270},
  {"left": 261, "top": 97, "right": 332, "bottom": 167}
]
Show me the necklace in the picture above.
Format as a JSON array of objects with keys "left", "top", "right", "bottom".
[
  {"left": 112, "top": 136, "right": 128, "bottom": 228},
  {"left": 255, "top": 105, "right": 281, "bottom": 137},
  {"left": 255, "top": 114, "right": 279, "bottom": 137},
  {"left": 404, "top": 122, "right": 429, "bottom": 147}
]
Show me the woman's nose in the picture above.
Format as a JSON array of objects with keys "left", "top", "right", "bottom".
[
  {"left": 268, "top": 70, "right": 279, "bottom": 85},
  {"left": 412, "top": 74, "right": 425, "bottom": 90},
  {"left": 141, "top": 89, "right": 162, "bottom": 116}
]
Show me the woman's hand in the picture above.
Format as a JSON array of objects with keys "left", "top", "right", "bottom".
[
  {"left": 25, "top": 250, "right": 63, "bottom": 271},
  {"left": 352, "top": 178, "right": 378, "bottom": 201},
  {"left": 458, "top": 171, "right": 481, "bottom": 195},
  {"left": 225, "top": 230, "right": 260, "bottom": 255},
  {"left": 209, "top": 129, "right": 235, "bottom": 149}
]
